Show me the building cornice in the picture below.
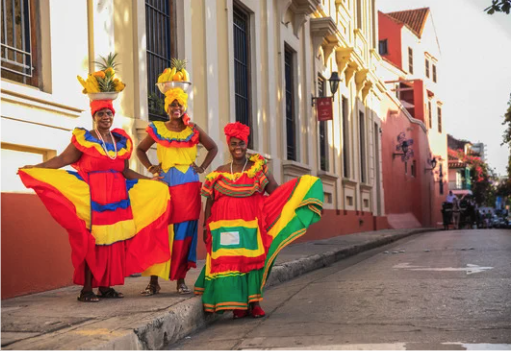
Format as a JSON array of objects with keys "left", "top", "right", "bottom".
[
  {"left": 310, "top": 16, "right": 340, "bottom": 65},
  {"left": 279, "top": 0, "right": 321, "bottom": 36}
]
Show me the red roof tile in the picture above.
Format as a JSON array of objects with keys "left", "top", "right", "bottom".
[{"left": 386, "top": 8, "right": 430, "bottom": 38}]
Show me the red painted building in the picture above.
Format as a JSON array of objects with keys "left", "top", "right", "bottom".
[{"left": 378, "top": 8, "right": 449, "bottom": 228}]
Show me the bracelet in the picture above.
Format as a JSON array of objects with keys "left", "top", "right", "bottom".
[{"left": 147, "top": 165, "right": 157, "bottom": 172}]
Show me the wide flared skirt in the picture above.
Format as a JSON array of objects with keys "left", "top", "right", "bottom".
[
  {"left": 142, "top": 166, "right": 200, "bottom": 281},
  {"left": 18, "top": 168, "right": 171, "bottom": 287},
  {"left": 194, "top": 175, "right": 323, "bottom": 312}
]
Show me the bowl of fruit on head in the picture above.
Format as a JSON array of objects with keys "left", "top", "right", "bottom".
[
  {"left": 156, "top": 58, "right": 192, "bottom": 94},
  {"left": 77, "top": 52, "right": 126, "bottom": 101}
]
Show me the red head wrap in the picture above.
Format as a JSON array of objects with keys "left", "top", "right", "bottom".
[
  {"left": 224, "top": 122, "right": 250, "bottom": 144},
  {"left": 90, "top": 100, "right": 115, "bottom": 117}
]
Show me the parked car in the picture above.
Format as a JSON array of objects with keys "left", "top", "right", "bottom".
[{"left": 491, "top": 216, "right": 507, "bottom": 229}]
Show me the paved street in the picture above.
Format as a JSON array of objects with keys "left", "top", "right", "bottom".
[{"left": 172, "top": 229, "right": 511, "bottom": 350}]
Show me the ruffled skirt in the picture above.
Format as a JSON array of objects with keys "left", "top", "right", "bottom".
[
  {"left": 18, "top": 168, "right": 171, "bottom": 287},
  {"left": 194, "top": 175, "right": 323, "bottom": 312}
]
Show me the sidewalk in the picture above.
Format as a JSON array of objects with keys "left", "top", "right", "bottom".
[{"left": 1, "top": 228, "right": 436, "bottom": 350}]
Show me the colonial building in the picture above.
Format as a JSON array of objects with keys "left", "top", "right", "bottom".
[
  {"left": 377, "top": 7, "right": 448, "bottom": 228},
  {"left": 447, "top": 134, "right": 473, "bottom": 194},
  {"left": 1, "top": 0, "right": 387, "bottom": 298}
]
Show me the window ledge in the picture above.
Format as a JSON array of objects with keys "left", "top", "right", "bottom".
[
  {"left": 282, "top": 160, "right": 312, "bottom": 177},
  {"left": 342, "top": 178, "right": 358, "bottom": 187},
  {"left": 317, "top": 170, "right": 339, "bottom": 182},
  {"left": 1, "top": 80, "right": 84, "bottom": 118},
  {"left": 360, "top": 183, "right": 373, "bottom": 191}
]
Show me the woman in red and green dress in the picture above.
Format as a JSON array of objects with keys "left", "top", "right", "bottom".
[
  {"left": 137, "top": 87, "right": 218, "bottom": 295},
  {"left": 194, "top": 122, "right": 323, "bottom": 318},
  {"left": 18, "top": 100, "right": 171, "bottom": 302}
]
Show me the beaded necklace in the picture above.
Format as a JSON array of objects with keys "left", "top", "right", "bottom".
[
  {"left": 94, "top": 129, "right": 118, "bottom": 160},
  {"left": 230, "top": 158, "right": 248, "bottom": 183}
]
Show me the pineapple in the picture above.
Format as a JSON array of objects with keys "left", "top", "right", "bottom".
[
  {"left": 96, "top": 75, "right": 115, "bottom": 92},
  {"left": 95, "top": 52, "right": 120, "bottom": 70},
  {"left": 170, "top": 58, "right": 189, "bottom": 81},
  {"left": 78, "top": 52, "right": 125, "bottom": 94},
  {"left": 170, "top": 58, "right": 187, "bottom": 71}
]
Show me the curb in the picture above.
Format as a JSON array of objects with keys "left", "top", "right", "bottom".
[{"left": 33, "top": 228, "right": 437, "bottom": 350}]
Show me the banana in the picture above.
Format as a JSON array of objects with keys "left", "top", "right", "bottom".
[
  {"left": 181, "top": 69, "right": 189, "bottom": 82},
  {"left": 77, "top": 75, "right": 88, "bottom": 89},
  {"left": 157, "top": 68, "right": 170, "bottom": 83},
  {"left": 86, "top": 75, "right": 100, "bottom": 93},
  {"left": 167, "top": 67, "right": 176, "bottom": 82}
]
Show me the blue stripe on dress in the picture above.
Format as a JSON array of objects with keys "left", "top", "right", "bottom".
[
  {"left": 126, "top": 179, "right": 138, "bottom": 191},
  {"left": 77, "top": 127, "right": 128, "bottom": 151},
  {"left": 149, "top": 123, "right": 195, "bottom": 143},
  {"left": 91, "top": 199, "right": 131, "bottom": 212},
  {"left": 174, "top": 220, "right": 198, "bottom": 263},
  {"left": 161, "top": 166, "right": 199, "bottom": 187},
  {"left": 66, "top": 170, "right": 84, "bottom": 181}
]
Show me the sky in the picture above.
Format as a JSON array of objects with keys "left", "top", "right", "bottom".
[{"left": 378, "top": 0, "right": 511, "bottom": 176}]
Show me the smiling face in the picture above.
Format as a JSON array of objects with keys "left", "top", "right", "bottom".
[
  {"left": 93, "top": 108, "right": 114, "bottom": 130},
  {"left": 167, "top": 99, "right": 184, "bottom": 120},
  {"left": 228, "top": 137, "right": 247, "bottom": 161}
]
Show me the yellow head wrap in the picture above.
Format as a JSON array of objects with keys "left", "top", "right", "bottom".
[{"left": 165, "top": 88, "right": 188, "bottom": 113}]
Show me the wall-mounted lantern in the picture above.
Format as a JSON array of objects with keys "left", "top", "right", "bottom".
[
  {"left": 425, "top": 157, "right": 437, "bottom": 172},
  {"left": 328, "top": 71, "right": 341, "bottom": 99},
  {"left": 312, "top": 71, "right": 342, "bottom": 106},
  {"left": 393, "top": 132, "right": 414, "bottom": 161}
]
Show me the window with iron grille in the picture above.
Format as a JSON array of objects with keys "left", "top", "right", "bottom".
[
  {"left": 432, "top": 64, "right": 437, "bottom": 82},
  {"left": 428, "top": 101, "right": 432, "bottom": 129},
  {"left": 425, "top": 58, "right": 430, "bottom": 78},
  {"left": 408, "top": 47, "right": 413, "bottom": 74},
  {"left": 359, "top": 111, "right": 366, "bottom": 183},
  {"left": 378, "top": 39, "right": 388, "bottom": 55},
  {"left": 285, "top": 45, "right": 296, "bottom": 161},
  {"left": 145, "top": 0, "right": 176, "bottom": 121},
  {"left": 318, "top": 75, "right": 328, "bottom": 171},
  {"left": 437, "top": 106, "right": 442, "bottom": 133},
  {"left": 1, "top": 0, "right": 37, "bottom": 86},
  {"left": 342, "top": 96, "right": 350, "bottom": 178},
  {"left": 233, "top": 4, "right": 253, "bottom": 149}
]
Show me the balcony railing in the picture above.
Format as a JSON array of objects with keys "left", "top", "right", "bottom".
[{"left": 449, "top": 181, "right": 471, "bottom": 190}]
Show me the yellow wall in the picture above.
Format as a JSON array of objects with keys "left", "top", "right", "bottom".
[{"left": 1, "top": 0, "right": 387, "bottom": 215}]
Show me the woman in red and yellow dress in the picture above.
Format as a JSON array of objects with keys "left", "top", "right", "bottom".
[
  {"left": 137, "top": 87, "right": 218, "bottom": 295},
  {"left": 18, "top": 100, "right": 171, "bottom": 302},
  {"left": 194, "top": 122, "right": 323, "bottom": 318}
]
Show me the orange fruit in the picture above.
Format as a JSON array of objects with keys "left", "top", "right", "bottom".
[{"left": 172, "top": 72, "right": 183, "bottom": 81}]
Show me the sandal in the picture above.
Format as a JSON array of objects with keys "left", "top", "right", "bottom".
[
  {"left": 233, "top": 309, "right": 249, "bottom": 319},
  {"left": 77, "top": 290, "right": 99, "bottom": 302},
  {"left": 177, "top": 283, "right": 191, "bottom": 295},
  {"left": 141, "top": 283, "right": 161, "bottom": 296},
  {"left": 251, "top": 305, "right": 266, "bottom": 318},
  {"left": 98, "top": 287, "right": 124, "bottom": 299}
]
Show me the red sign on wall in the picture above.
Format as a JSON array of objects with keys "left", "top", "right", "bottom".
[{"left": 316, "top": 97, "right": 333, "bottom": 121}]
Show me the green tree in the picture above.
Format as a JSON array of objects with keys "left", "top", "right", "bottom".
[
  {"left": 456, "top": 150, "right": 495, "bottom": 206},
  {"left": 485, "top": 0, "right": 511, "bottom": 14},
  {"left": 501, "top": 93, "right": 511, "bottom": 177}
]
